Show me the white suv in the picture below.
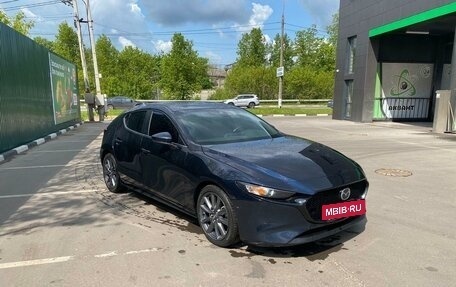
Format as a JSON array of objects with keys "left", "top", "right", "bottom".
[{"left": 224, "top": 94, "right": 260, "bottom": 108}]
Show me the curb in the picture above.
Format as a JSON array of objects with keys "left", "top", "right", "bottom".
[{"left": 0, "top": 122, "right": 83, "bottom": 165}]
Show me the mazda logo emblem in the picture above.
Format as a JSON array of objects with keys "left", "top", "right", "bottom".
[{"left": 340, "top": 188, "right": 351, "bottom": 201}]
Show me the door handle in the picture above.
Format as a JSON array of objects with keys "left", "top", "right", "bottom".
[
  {"left": 114, "top": 138, "right": 123, "bottom": 144},
  {"left": 141, "top": 148, "right": 151, "bottom": 154}
]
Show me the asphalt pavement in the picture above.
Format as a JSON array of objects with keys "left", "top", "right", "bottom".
[{"left": 0, "top": 117, "right": 455, "bottom": 287}]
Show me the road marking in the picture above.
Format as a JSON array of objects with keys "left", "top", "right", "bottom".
[
  {"left": 0, "top": 189, "right": 98, "bottom": 199},
  {"left": 0, "top": 155, "right": 4, "bottom": 162},
  {"left": 0, "top": 248, "right": 161, "bottom": 270},
  {"left": 0, "top": 163, "right": 98, "bottom": 171},
  {"left": 94, "top": 251, "right": 118, "bottom": 258},
  {"left": 32, "top": 150, "right": 82, "bottom": 153},
  {"left": 0, "top": 256, "right": 74, "bottom": 269},
  {"left": 48, "top": 133, "right": 57, "bottom": 139}
]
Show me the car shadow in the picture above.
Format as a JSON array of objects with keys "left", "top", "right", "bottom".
[{"left": 239, "top": 222, "right": 366, "bottom": 260}]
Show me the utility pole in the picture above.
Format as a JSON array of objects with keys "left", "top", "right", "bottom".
[
  {"left": 277, "top": 5, "right": 284, "bottom": 108},
  {"left": 85, "top": 0, "right": 101, "bottom": 97},
  {"left": 71, "top": 0, "right": 89, "bottom": 91}
]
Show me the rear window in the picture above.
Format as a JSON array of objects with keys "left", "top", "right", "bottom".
[{"left": 175, "top": 108, "right": 281, "bottom": 145}]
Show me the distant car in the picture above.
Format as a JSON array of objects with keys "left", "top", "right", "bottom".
[
  {"left": 106, "top": 96, "right": 138, "bottom": 110},
  {"left": 100, "top": 102, "right": 368, "bottom": 247},
  {"left": 327, "top": 100, "right": 334, "bottom": 108},
  {"left": 224, "top": 94, "right": 259, "bottom": 108}
]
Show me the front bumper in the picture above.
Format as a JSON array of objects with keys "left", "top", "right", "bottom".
[{"left": 233, "top": 197, "right": 367, "bottom": 247}]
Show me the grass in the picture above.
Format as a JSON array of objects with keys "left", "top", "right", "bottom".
[
  {"left": 80, "top": 109, "right": 125, "bottom": 121},
  {"left": 248, "top": 106, "right": 332, "bottom": 116},
  {"left": 79, "top": 105, "right": 332, "bottom": 121}
]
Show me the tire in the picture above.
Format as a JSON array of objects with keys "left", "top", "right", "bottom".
[
  {"left": 247, "top": 102, "right": 255, "bottom": 108},
  {"left": 102, "top": 153, "right": 124, "bottom": 193},
  {"left": 197, "top": 185, "right": 240, "bottom": 247},
  {"left": 107, "top": 104, "right": 114, "bottom": 111},
  {"left": 228, "top": 102, "right": 235, "bottom": 106}
]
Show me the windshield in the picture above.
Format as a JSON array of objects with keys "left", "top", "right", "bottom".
[{"left": 175, "top": 108, "right": 281, "bottom": 145}]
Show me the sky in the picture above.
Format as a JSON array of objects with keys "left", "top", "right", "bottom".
[{"left": 0, "top": 0, "right": 339, "bottom": 67}]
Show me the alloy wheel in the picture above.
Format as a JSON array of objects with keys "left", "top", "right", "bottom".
[
  {"left": 199, "top": 192, "right": 229, "bottom": 241},
  {"left": 103, "top": 154, "right": 118, "bottom": 191}
]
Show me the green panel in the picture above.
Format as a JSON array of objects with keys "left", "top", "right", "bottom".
[
  {"left": 0, "top": 23, "right": 80, "bottom": 154},
  {"left": 369, "top": 2, "right": 456, "bottom": 37},
  {"left": 373, "top": 64, "right": 386, "bottom": 120}
]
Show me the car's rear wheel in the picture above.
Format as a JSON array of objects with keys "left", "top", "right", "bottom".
[
  {"left": 102, "top": 153, "right": 124, "bottom": 193},
  {"left": 247, "top": 102, "right": 255, "bottom": 108},
  {"left": 197, "top": 185, "right": 239, "bottom": 247}
]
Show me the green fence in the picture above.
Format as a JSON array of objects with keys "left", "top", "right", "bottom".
[{"left": 0, "top": 23, "right": 80, "bottom": 154}]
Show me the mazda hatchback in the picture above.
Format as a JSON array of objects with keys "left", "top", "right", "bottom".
[{"left": 100, "top": 102, "right": 368, "bottom": 247}]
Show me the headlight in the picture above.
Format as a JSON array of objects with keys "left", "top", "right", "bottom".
[{"left": 238, "top": 182, "right": 295, "bottom": 199}]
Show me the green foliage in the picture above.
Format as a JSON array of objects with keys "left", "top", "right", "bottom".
[
  {"left": 116, "top": 46, "right": 161, "bottom": 99},
  {"left": 53, "top": 22, "right": 87, "bottom": 94},
  {"left": 53, "top": 22, "right": 80, "bottom": 64},
  {"left": 236, "top": 28, "right": 267, "bottom": 67},
  {"left": 34, "top": 36, "right": 54, "bottom": 51},
  {"left": 0, "top": 11, "right": 34, "bottom": 36},
  {"left": 160, "top": 33, "right": 210, "bottom": 100},
  {"left": 285, "top": 66, "right": 334, "bottom": 100},
  {"left": 327, "top": 13, "right": 339, "bottom": 47},
  {"left": 268, "top": 33, "right": 294, "bottom": 70},
  {"left": 224, "top": 65, "right": 277, "bottom": 100}
]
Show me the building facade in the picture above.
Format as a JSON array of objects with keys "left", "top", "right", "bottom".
[{"left": 334, "top": 0, "right": 456, "bottom": 124}]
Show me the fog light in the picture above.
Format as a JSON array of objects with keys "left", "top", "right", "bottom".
[{"left": 294, "top": 198, "right": 307, "bottom": 205}]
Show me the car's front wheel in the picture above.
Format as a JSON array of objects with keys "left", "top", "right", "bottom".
[
  {"left": 102, "top": 153, "right": 124, "bottom": 193},
  {"left": 197, "top": 185, "right": 240, "bottom": 247}
]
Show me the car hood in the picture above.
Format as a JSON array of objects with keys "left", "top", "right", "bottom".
[{"left": 202, "top": 136, "right": 365, "bottom": 194}]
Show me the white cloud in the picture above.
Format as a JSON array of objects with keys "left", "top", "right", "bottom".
[
  {"left": 299, "top": 0, "right": 339, "bottom": 28},
  {"left": 233, "top": 3, "right": 273, "bottom": 33},
  {"left": 249, "top": 3, "right": 273, "bottom": 27},
  {"left": 119, "top": 36, "right": 136, "bottom": 49},
  {"left": 129, "top": 3, "right": 143, "bottom": 17},
  {"left": 153, "top": 40, "right": 172, "bottom": 53}
]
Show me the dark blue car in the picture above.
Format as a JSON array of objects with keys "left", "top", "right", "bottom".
[{"left": 100, "top": 102, "right": 368, "bottom": 247}]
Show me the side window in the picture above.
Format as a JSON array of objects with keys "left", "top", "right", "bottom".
[
  {"left": 149, "top": 112, "right": 180, "bottom": 143},
  {"left": 125, "top": 111, "right": 147, "bottom": 134}
]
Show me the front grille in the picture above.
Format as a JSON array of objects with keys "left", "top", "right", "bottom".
[{"left": 305, "top": 180, "right": 367, "bottom": 222}]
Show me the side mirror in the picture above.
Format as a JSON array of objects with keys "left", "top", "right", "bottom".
[{"left": 151, "top": 131, "right": 172, "bottom": 143}]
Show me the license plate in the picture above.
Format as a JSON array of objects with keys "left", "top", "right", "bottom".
[{"left": 321, "top": 200, "right": 366, "bottom": 220}]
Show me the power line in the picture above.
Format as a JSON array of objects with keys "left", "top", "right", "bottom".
[{"left": 1, "top": 0, "right": 62, "bottom": 11}]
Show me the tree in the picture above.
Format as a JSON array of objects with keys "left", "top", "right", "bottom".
[
  {"left": 53, "top": 22, "right": 80, "bottom": 64},
  {"left": 268, "top": 33, "right": 294, "bottom": 70},
  {"left": 95, "top": 35, "right": 119, "bottom": 95},
  {"left": 327, "top": 13, "right": 339, "bottom": 47},
  {"left": 236, "top": 28, "right": 267, "bottom": 67},
  {"left": 0, "top": 10, "right": 34, "bottom": 36},
  {"left": 53, "top": 22, "right": 85, "bottom": 92},
  {"left": 117, "top": 46, "right": 161, "bottom": 99},
  {"left": 160, "top": 33, "right": 209, "bottom": 100},
  {"left": 34, "top": 37, "right": 55, "bottom": 51}
]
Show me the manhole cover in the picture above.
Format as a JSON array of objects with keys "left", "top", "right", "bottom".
[{"left": 375, "top": 168, "right": 412, "bottom": 177}]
